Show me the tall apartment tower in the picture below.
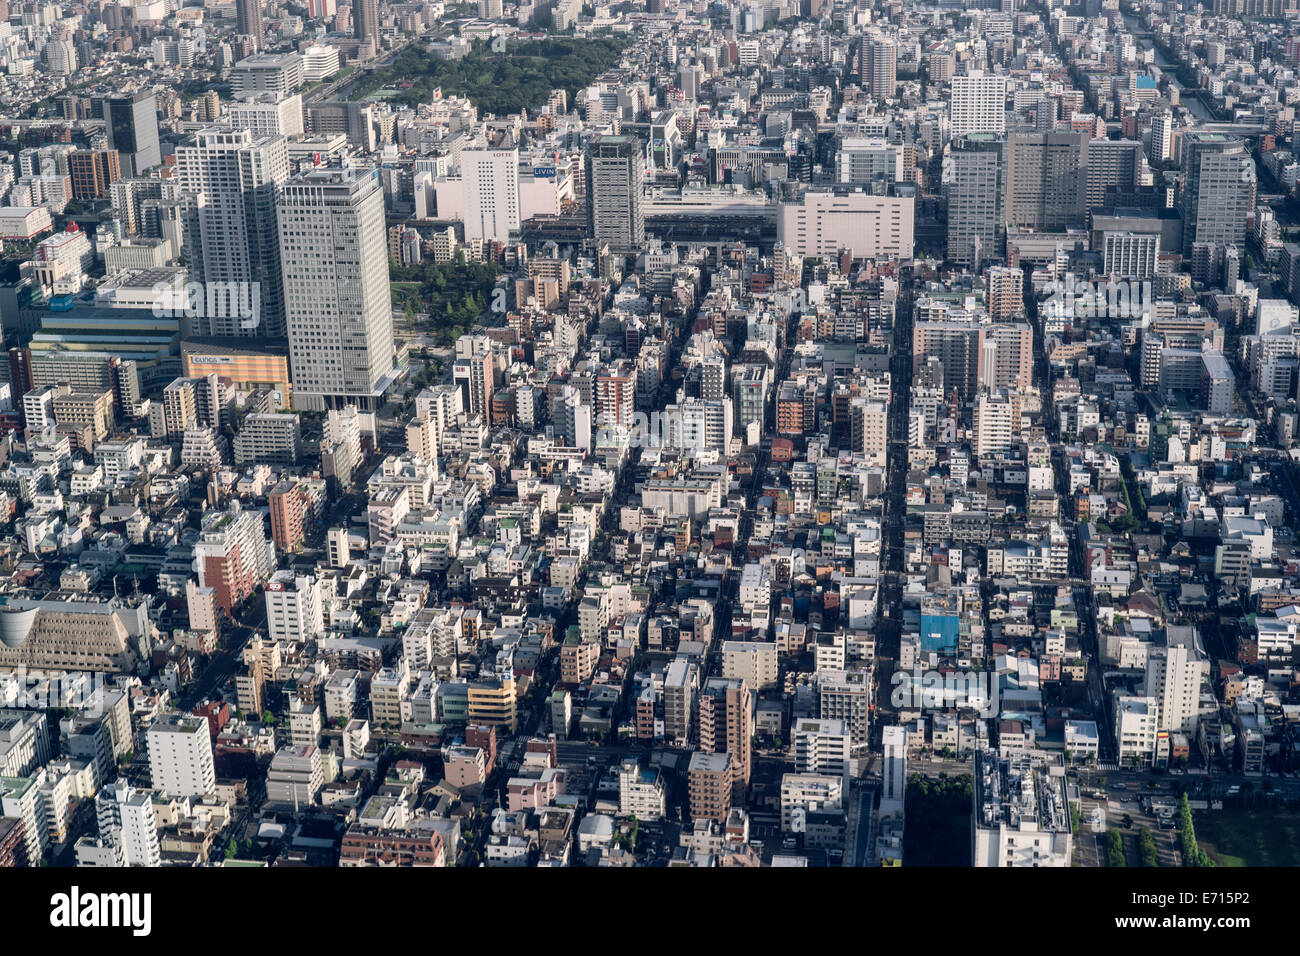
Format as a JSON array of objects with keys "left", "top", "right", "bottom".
[
  {"left": 585, "top": 134, "right": 645, "bottom": 255},
  {"left": 697, "top": 677, "right": 752, "bottom": 801},
  {"left": 912, "top": 320, "right": 982, "bottom": 403},
  {"left": 461, "top": 146, "right": 521, "bottom": 242},
  {"left": 353, "top": 0, "right": 379, "bottom": 54},
  {"left": 1149, "top": 110, "right": 1174, "bottom": 164},
  {"left": 859, "top": 38, "right": 897, "bottom": 98},
  {"left": 101, "top": 92, "right": 161, "bottom": 177},
  {"left": 176, "top": 127, "right": 289, "bottom": 337},
  {"left": 949, "top": 71, "right": 1007, "bottom": 138},
  {"left": 1003, "top": 131, "right": 1087, "bottom": 232},
  {"left": 978, "top": 322, "right": 1034, "bottom": 391},
  {"left": 277, "top": 166, "right": 396, "bottom": 411},
  {"left": 146, "top": 715, "right": 216, "bottom": 798},
  {"left": 973, "top": 389, "right": 1018, "bottom": 456},
  {"left": 946, "top": 133, "right": 1003, "bottom": 267},
  {"left": 1179, "top": 133, "right": 1256, "bottom": 255},
  {"left": 985, "top": 266, "right": 1024, "bottom": 321},
  {"left": 236, "top": 0, "right": 264, "bottom": 50},
  {"left": 1143, "top": 626, "right": 1204, "bottom": 734}
]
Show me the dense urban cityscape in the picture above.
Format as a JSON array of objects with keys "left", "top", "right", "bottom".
[{"left": 0, "top": 0, "right": 1290, "bottom": 890}]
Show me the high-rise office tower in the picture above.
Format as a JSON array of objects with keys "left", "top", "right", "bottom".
[
  {"left": 859, "top": 38, "right": 897, "bottom": 98},
  {"left": 461, "top": 146, "right": 521, "bottom": 242},
  {"left": 1179, "top": 132, "right": 1256, "bottom": 255},
  {"left": 68, "top": 149, "right": 122, "bottom": 200},
  {"left": 176, "top": 127, "right": 289, "bottom": 337},
  {"left": 585, "top": 134, "right": 645, "bottom": 255},
  {"left": 1004, "top": 131, "right": 1087, "bottom": 232},
  {"left": 946, "top": 132, "right": 1003, "bottom": 267},
  {"left": 353, "top": 0, "right": 379, "bottom": 54},
  {"left": 1084, "top": 138, "right": 1144, "bottom": 214},
  {"left": 236, "top": 0, "right": 264, "bottom": 50},
  {"left": 949, "top": 71, "right": 1007, "bottom": 138},
  {"left": 277, "top": 166, "right": 395, "bottom": 410},
  {"left": 101, "top": 92, "right": 161, "bottom": 177}
]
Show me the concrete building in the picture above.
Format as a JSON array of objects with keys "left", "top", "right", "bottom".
[
  {"left": 776, "top": 189, "right": 914, "bottom": 259},
  {"left": 972, "top": 749, "right": 1071, "bottom": 867},
  {"left": 277, "top": 166, "right": 396, "bottom": 411},
  {"left": 146, "top": 715, "right": 216, "bottom": 798}
]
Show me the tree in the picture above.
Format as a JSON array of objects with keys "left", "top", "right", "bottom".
[
  {"left": 1179, "top": 793, "right": 1216, "bottom": 866},
  {"left": 1138, "top": 828, "right": 1158, "bottom": 867},
  {"left": 1105, "top": 829, "right": 1126, "bottom": 867}
]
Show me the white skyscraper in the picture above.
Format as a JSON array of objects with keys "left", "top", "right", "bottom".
[
  {"left": 147, "top": 715, "right": 216, "bottom": 798},
  {"left": 95, "top": 779, "right": 161, "bottom": 867},
  {"left": 949, "top": 71, "right": 1008, "bottom": 138},
  {"left": 461, "top": 147, "right": 521, "bottom": 242},
  {"left": 277, "top": 166, "right": 396, "bottom": 410},
  {"left": 176, "top": 127, "right": 289, "bottom": 336}
]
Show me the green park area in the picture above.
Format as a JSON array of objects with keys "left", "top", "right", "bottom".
[
  {"left": 352, "top": 36, "right": 630, "bottom": 115},
  {"left": 390, "top": 256, "right": 501, "bottom": 346},
  {"left": 1195, "top": 809, "right": 1300, "bottom": 867}
]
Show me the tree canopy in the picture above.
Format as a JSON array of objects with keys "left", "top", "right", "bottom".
[{"left": 352, "top": 36, "right": 631, "bottom": 115}]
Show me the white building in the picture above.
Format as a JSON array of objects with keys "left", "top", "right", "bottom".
[
  {"left": 94, "top": 778, "right": 161, "bottom": 867},
  {"left": 460, "top": 147, "right": 522, "bottom": 243},
  {"left": 793, "top": 717, "right": 851, "bottom": 777},
  {"left": 779, "top": 772, "right": 843, "bottom": 833},
  {"left": 880, "top": 724, "right": 907, "bottom": 816},
  {"left": 226, "top": 94, "right": 305, "bottom": 138},
  {"left": 1143, "top": 626, "right": 1205, "bottom": 735},
  {"left": 950, "top": 71, "right": 1008, "bottom": 138},
  {"left": 175, "top": 127, "right": 289, "bottom": 337},
  {"left": 1114, "top": 696, "right": 1159, "bottom": 766},
  {"left": 264, "top": 571, "right": 324, "bottom": 642},
  {"left": 776, "top": 189, "right": 914, "bottom": 259},
  {"left": 146, "top": 715, "right": 216, "bottom": 798},
  {"left": 616, "top": 759, "right": 666, "bottom": 821},
  {"left": 972, "top": 749, "right": 1071, "bottom": 867}
]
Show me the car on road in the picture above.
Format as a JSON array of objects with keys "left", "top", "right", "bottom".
[{"left": 1111, "top": 782, "right": 1127, "bottom": 790}]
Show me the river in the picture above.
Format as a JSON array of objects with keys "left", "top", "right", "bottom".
[{"left": 1119, "top": 9, "right": 1214, "bottom": 123}]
